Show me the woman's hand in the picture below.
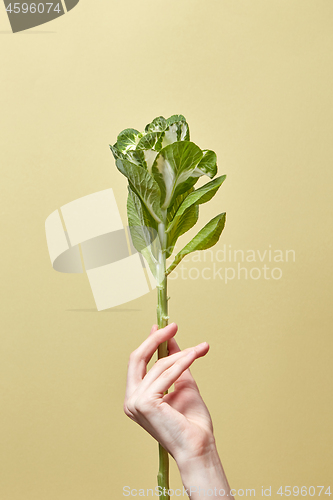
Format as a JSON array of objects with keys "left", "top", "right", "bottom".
[
  {"left": 124, "top": 323, "right": 233, "bottom": 499},
  {"left": 124, "top": 322, "right": 214, "bottom": 464}
]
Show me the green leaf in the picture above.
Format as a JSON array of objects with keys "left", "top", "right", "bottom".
[
  {"left": 196, "top": 150, "right": 217, "bottom": 178},
  {"left": 127, "top": 185, "right": 158, "bottom": 236},
  {"left": 145, "top": 116, "right": 167, "bottom": 133},
  {"left": 111, "top": 115, "right": 192, "bottom": 172},
  {"left": 110, "top": 143, "right": 122, "bottom": 161},
  {"left": 167, "top": 176, "right": 200, "bottom": 207},
  {"left": 166, "top": 213, "right": 226, "bottom": 275},
  {"left": 166, "top": 175, "right": 226, "bottom": 234},
  {"left": 144, "top": 116, "right": 189, "bottom": 143},
  {"left": 136, "top": 132, "right": 160, "bottom": 150},
  {"left": 166, "top": 187, "right": 194, "bottom": 227},
  {"left": 160, "top": 118, "right": 190, "bottom": 148},
  {"left": 141, "top": 149, "right": 159, "bottom": 170},
  {"left": 135, "top": 133, "right": 160, "bottom": 169},
  {"left": 151, "top": 141, "right": 204, "bottom": 209},
  {"left": 165, "top": 187, "right": 197, "bottom": 258},
  {"left": 166, "top": 204, "right": 199, "bottom": 258},
  {"left": 143, "top": 115, "right": 190, "bottom": 151},
  {"left": 116, "top": 158, "right": 163, "bottom": 223},
  {"left": 116, "top": 128, "right": 141, "bottom": 152},
  {"left": 166, "top": 114, "right": 187, "bottom": 126},
  {"left": 127, "top": 188, "right": 163, "bottom": 284},
  {"left": 110, "top": 142, "right": 148, "bottom": 171}
]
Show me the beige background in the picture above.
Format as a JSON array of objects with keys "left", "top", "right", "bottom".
[{"left": 1, "top": 1, "right": 332, "bottom": 499}]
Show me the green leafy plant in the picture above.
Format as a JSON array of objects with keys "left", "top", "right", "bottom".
[{"left": 110, "top": 114, "right": 226, "bottom": 499}]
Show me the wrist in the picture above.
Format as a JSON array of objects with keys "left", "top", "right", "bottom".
[
  {"left": 176, "top": 443, "right": 232, "bottom": 499},
  {"left": 175, "top": 437, "right": 218, "bottom": 470}
]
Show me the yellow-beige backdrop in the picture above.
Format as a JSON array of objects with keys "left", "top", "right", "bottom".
[{"left": 1, "top": 1, "right": 332, "bottom": 499}]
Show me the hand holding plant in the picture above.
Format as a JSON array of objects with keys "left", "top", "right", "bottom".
[
  {"left": 124, "top": 323, "right": 212, "bottom": 462},
  {"left": 124, "top": 323, "right": 233, "bottom": 500},
  {"left": 111, "top": 115, "right": 227, "bottom": 499}
]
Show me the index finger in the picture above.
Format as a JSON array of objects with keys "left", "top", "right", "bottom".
[
  {"left": 126, "top": 323, "right": 178, "bottom": 396},
  {"left": 168, "top": 336, "right": 209, "bottom": 389}
]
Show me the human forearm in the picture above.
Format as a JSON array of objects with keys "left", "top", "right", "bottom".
[
  {"left": 124, "top": 324, "right": 234, "bottom": 500},
  {"left": 176, "top": 443, "right": 234, "bottom": 500}
]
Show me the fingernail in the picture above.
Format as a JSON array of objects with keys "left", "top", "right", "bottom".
[{"left": 197, "top": 342, "right": 208, "bottom": 348}]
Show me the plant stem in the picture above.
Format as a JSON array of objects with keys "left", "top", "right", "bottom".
[{"left": 156, "top": 221, "right": 170, "bottom": 500}]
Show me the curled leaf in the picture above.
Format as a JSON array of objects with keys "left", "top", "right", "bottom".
[{"left": 166, "top": 213, "right": 226, "bottom": 275}]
